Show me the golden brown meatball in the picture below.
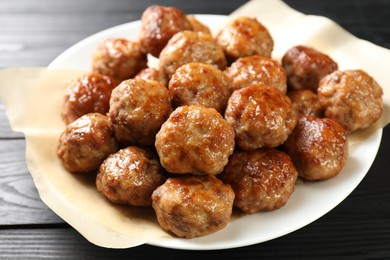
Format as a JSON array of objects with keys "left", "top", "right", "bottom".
[
  {"left": 216, "top": 16, "right": 274, "bottom": 62},
  {"left": 224, "top": 55, "right": 287, "bottom": 93},
  {"left": 282, "top": 45, "right": 338, "bottom": 92},
  {"left": 61, "top": 72, "right": 117, "bottom": 125},
  {"left": 187, "top": 16, "right": 211, "bottom": 35},
  {"left": 159, "top": 31, "right": 227, "bottom": 79},
  {"left": 155, "top": 105, "right": 235, "bottom": 175},
  {"left": 139, "top": 5, "right": 193, "bottom": 57},
  {"left": 108, "top": 78, "right": 171, "bottom": 146},
  {"left": 152, "top": 175, "right": 235, "bottom": 238},
  {"left": 283, "top": 116, "right": 349, "bottom": 180},
  {"left": 92, "top": 38, "right": 147, "bottom": 82},
  {"left": 96, "top": 146, "right": 164, "bottom": 206},
  {"left": 318, "top": 69, "right": 383, "bottom": 133},
  {"left": 224, "top": 84, "right": 297, "bottom": 150},
  {"left": 134, "top": 67, "right": 168, "bottom": 87},
  {"left": 287, "top": 89, "right": 324, "bottom": 119},
  {"left": 168, "top": 62, "right": 232, "bottom": 113},
  {"left": 57, "top": 113, "right": 117, "bottom": 173},
  {"left": 220, "top": 149, "right": 297, "bottom": 214}
]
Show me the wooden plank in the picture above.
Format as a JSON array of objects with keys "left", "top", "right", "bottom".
[
  {"left": 0, "top": 139, "right": 63, "bottom": 224},
  {"left": 0, "top": 0, "right": 247, "bottom": 68},
  {"left": 0, "top": 0, "right": 247, "bottom": 15},
  {"left": 0, "top": 0, "right": 389, "bottom": 257},
  {"left": 1, "top": 0, "right": 389, "bottom": 68},
  {"left": 0, "top": 102, "right": 24, "bottom": 139},
  {"left": 0, "top": 213, "right": 389, "bottom": 259}
]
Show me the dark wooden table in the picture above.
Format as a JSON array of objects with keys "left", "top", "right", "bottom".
[{"left": 1, "top": 0, "right": 389, "bottom": 258}]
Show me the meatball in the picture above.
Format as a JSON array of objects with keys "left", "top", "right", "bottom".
[
  {"left": 225, "top": 84, "right": 297, "bottom": 150},
  {"left": 61, "top": 72, "right": 117, "bottom": 125},
  {"left": 224, "top": 55, "right": 287, "bottom": 93},
  {"left": 283, "top": 116, "right": 349, "bottom": 180},
  {"left": 139, "top": 5, "right": 192, "bottom": 57},
  {"left": 317, "top": 69, "right": 383, "bottom": 133},
  {"left": 152, "top": 175, "right": 235, "bottom": 238},
  {"left": 96, "top": 146, "right": 164, "bottom": 206},
  {"left": 155, "top": 105, "right": 235, "bottom": 175},
  {"left": 220, "top": 149, "right": 297, "bottom": 213},
  {"left": 134, "top": 67, "right": 168, "bottom": 87},
  {"left": 287, "top": 89, "right": 324, "bottom": 119},
  {"left": 159, "top": 31, "right": 227, "bottom": 79},
  {"left": 282, "top": 45, "right": 338, "bottom": 92},
  {"left": 57, "top": 113, "right": 117, "bottom": 173},
  {"left": 216, "top": 16, "right": 274, "bottom": 62},
  {"left": 108, "top": 78, "right": 171, "bottom": 146},
  {"left": 168, "top": 63, "right": 232, "bottom": 113},
  {"left": 187, "top": 16, "right": 211, "bottom": 35},
  {"left": 92, "top": 38, "right": 147, "bottom": 82}
]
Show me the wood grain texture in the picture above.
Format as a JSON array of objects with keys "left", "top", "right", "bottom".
[
  {"left": 0, "top": 0, "right": 247, "bottom": 67},
  {"left": 0, "top": 211, "right": 389, "bottom": 259},
  {"left": 0, "top": 139, "right": 63, "bottom": 224},
  {"left": 0, "top": 0, "right": 390, "bottom": 258},
  {"left": 0, "top": 103, "right": 24, "bottom": 139}
]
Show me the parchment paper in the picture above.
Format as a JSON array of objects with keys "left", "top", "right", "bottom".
[{"left": 1, "top": 0, "right": 390, "bottom": 249}]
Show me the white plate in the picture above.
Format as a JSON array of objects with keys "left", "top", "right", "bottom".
[{"left": 49, "top": 13, "right": 383, "bottom": 250}]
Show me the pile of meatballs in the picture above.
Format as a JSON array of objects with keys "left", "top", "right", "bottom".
[{"left": 56, "top": 5, "right": 384, "bottom": 239}]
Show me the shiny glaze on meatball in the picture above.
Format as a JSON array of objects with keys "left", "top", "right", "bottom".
[
  {"left": 92, "top": 38, "right": 147, "bottom": 82},
  {"left": 282, "top": 45, "right": 338, "bottom": 92},
  {"left": 96, "top": 146, "right": 164, "bottom": 206},
  {"left": 216, "top": 16, "right": 274, "bottom": 62},
  {"left": 155, "top": 105, "right": 235, "bottom": 175},
  {"left": 318, "top": 69, "right": 383, "bottom": 133},
  {"left": 134, "top": 68, "right": 168, "bottom": 87},
  {"left": 283, "top": 116, "right": 349, "bottom": 180},
  {"left": 140, "top": 5, "right": 192, "bottom": 57},
  {"left": 169, "top": 62, "right": 232, "bottom": 113},
  {"left": 61, "top": 72, "right": 116, "bottom": 125},
  {"left": 152, "top": 175, "right": 235, "bottom": 238},
  {"left": 159, "top": 30, "right": 227, "bottom": 79},
  {"left": 220, "top": 148, "right": 297, "bottom": 213},
  {"left": 224, "top": 55, "right": 287, "bottom": 93},
  {"left": 108, "top": 78, "right": 171, "bottom": 146},
  {"left": 287, "top": 89, "right": 324, "bottom": 119},
  {"left": 57, "top": 113, "right": 117, "bottom": 173},
  {"left": 225, "top": 84, "right": 297, "bottom": 150}
]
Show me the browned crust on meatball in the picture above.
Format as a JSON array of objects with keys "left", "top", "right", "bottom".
[
  {"left": 57, "top": 113, "right": 118, "bottom": 173},
  {"left": 61, "top": 72, "right": 117, "bottom": 125},
  {"left": 159, "top": 30, "right": 227, "bottom": 79},
  {"left": 108, "top": 78, "right": 172, "bottom": 146},
  {"left": 134, "top": 67, "right": 168, "bottom": 87},
  {"left": 224, "top": 84, "right": 297, "bottom": 150},
  {"left": 96, "top": 146, "right": 164, "bottom": 206},
  {"left": 155, "top": 105, "right": 235, "bottom": 175},
  {"left": 224, "top": 55, "right": 287, "bottom": 93},
  {"left": 220, "top": 148, "right": 298, "bottom": 214},
  {"left": 139, "top": 5, "right": 193, "bottom": 57},
  {"left": 283, "top": 116, "right": 349, "bottom": 180},
  {"left": 168, "top": 62, "right": 232, "bottom": 113},
  {"left": 152, "top": 175, "right": 235, "bottom": 238},
  {"left": 287, "top": 89, "right": 324, "bottom": 119},
  {"left": 187, "top": 16, "right": 211, "bottom": 35},
  {"left": 92, "top": 38, "right": 147, "bottom": 82},
  {"left": 216, "top": 16, "right": 274, "bottom": 62},
  {"left": 317, "top": 69, "right": 383, "bottom": 133},
  {"left": 282, "top": 45, "right": 338, "bottom": 92}
]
